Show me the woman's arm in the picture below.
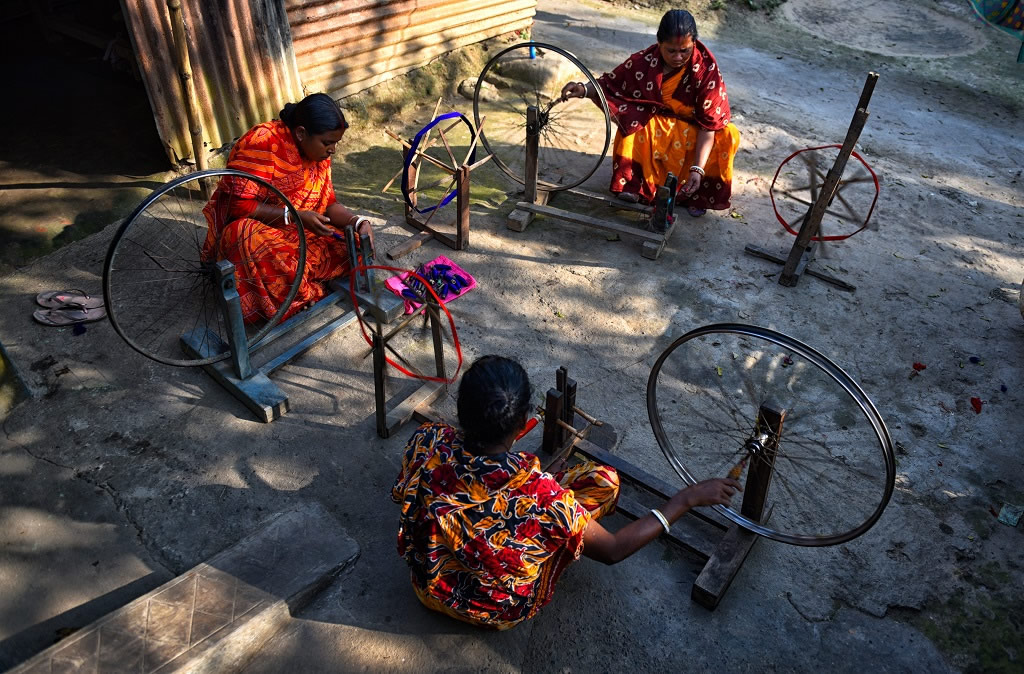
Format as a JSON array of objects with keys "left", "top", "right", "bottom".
[
  {"left": 560, "top": 80, "right": 600, "bottom": 105},
  {"left": 581, "top": 477, "right": 740, "bottom": 564},
  {"left": 680, "top": 128, "right": 716, "bottom": 195}
]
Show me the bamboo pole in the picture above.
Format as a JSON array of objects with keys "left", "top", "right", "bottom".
[{"left": 167, "top": 0, "right": 207, "bottom": 171}]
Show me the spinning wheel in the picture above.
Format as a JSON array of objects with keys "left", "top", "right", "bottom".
[
  {"left": 647, "top": 323, "right": 895, "bottom": 547},
  {"left": 473, "top": 42, "right": 611, "bottom": 190},
  {"left": 103, "top": 169, "right": 305, "bottom": 367},
  {"left": 770, "top": 145, "right": 879, "bottom": 242},
  {"left": 383, "top": 107, "right": 491, "bottom": 258},
  {"left": 400, "top": 111, "right": 478, "bottom": 217}
]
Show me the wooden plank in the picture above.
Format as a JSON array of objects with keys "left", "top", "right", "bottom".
[
  {"left": 386, "top": 381, "right": 446, "bottom": 437},
  {"left": 571, "top": 438, "right": 730, "bottom": 531},
  {"left": 691, "top": 523, "right": 761, "bottom": 610},
  {"left": 261, "top": 310, "right": 360, "bottom": 376},
  {"left": 614, "top": 494, "right": 717, "bottom": 560},
  {"left": 566, "top": 187, "right": 654, "bottom": 213},
  {"left": 387, "top": 231, "right": 433, "bottom": 260},
  {"left": 515, "top": 202, "right": 665, "bottom": 244},
  {"left": 743, "top": 245, "right": 856, "bottom": 292},
  {"left": 508, "top": 190, "right": 549, "bottom": 232}
]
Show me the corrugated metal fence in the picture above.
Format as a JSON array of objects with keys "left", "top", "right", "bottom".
[
  {"left": 287, "top": 0, "right": 535, "bottom": 99},
  {"left": 122, "top": 0, "right": 305, "bottom": 165},
  {"left": 124, "top": 0, "right": 535, "bottom": 166}
]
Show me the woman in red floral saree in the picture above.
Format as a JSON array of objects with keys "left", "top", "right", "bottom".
[
  {"left": 562, "top": 10, "right": 740, "bottom": 216},
  {"left": 392, "top": 356, "right": 741, "bottom": 629}
]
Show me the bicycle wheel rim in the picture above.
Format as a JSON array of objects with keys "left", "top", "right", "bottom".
[
  {"left": 647, "top": 323, "right": 895, "bottom": 547},
  {"left": 474, "top": 42, "right": 611, "bottom": 191},
  {"left": 103, "top": 169, "right": 306, "bottom": 367}
]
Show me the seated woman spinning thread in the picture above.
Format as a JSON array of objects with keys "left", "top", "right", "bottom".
[
  {"left": 561, "top": 9, "right": 741, "bottom": 216},
  {"left": 202, "top": 93, "right": 374, "bottom": 323},
  {"left": 391, "top": 355, "right": 741, "bottom": 629}
]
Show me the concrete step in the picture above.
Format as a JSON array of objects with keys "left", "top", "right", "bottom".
[{"left": 9, "top": 502, "right": 359, "bottom": 674}]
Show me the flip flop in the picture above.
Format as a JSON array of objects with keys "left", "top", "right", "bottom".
[
  {"left": 36, "top": 289, "right": 104, "bottom": 310},
  {"left": 33, "top": 306, "right": 107, "bottom": 326}
]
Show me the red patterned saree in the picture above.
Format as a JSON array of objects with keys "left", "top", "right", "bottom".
[{"left": 597, "top": 41, "right": 741, "bottom": 208}]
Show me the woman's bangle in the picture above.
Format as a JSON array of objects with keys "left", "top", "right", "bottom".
[
  {"left": 689, "top": 165, "right": 705, "bottom": 177},
  {"left": 282, "top": 206, "right": 290, "bottom": 226},
  {"left": 650, "top": 508, "right": 671, "bottom": 535}
]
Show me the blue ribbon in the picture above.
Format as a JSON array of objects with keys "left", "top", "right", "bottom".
[{"left": 401, "top": 112, "right": 477, "bottom": 214}]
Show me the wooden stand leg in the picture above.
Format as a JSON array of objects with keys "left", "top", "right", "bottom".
[
  {"left": 780, "top": 73, "right": 877, "bottom": 287},
  {"left": 541, "top": 388, "right": 564, "bottom": 455},
  {"left": 508, "top": 105, "right": 545, "bottom": 232},
  {"left": 456, "top": 165, "right": 470, "bottom": 250},
  {"left": 692, "top": 403, "right": 787, "bottom": 610},
  {"left": 372, "top": 332, "right": 388, "bottom": 438}
]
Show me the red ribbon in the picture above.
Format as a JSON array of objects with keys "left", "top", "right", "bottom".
[{"left": 347, "top": 264, "right": 463, "bottom": 384}]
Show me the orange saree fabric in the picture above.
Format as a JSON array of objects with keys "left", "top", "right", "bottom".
[
  {"left": 600, "top": 42, "right": 741, "bottom": 208},
  {"left": 202, "top": 120, "right": 349, "bottom": 323}
]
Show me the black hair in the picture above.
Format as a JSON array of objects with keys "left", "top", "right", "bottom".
[
  {"left": 657, "top": 9, "right": 699, "bottom": 42},
  {"left": 279, "top": 93, "right": 348, "bottom": 134},
  {"left": 457, "top": 355, "right": 533, "bottom": 451}
]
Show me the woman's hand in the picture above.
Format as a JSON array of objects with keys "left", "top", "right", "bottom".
[
  {"left": 680, "top": 169, "right": 703, "bottom": 196},
  {"left": 354, "top": 218, "right": 374, "bottom": 250},
  {"left": 560, "top": 81, "right": 588, "bottom": 101},
  {"left": 298, "top": 210, "right": 337, "bottom": 238},
  {"left": 675, "top": 477, "right": 742, "bottom": 509}
]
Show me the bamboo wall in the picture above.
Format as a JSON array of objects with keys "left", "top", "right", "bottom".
[{"left": 286, "top": 0, "right": 536, "bottom": 99}]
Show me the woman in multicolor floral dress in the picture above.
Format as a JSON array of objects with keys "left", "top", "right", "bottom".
[
  {"left": 391, "top": 355, "right": 741, "bottom": 629},
  {"left": 562, "top": 9, "right": 741, "bottom": 216}
]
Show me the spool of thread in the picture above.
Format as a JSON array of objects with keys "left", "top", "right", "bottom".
[{"left": 727, "top": 457, "right": 747, "bottom": 480}]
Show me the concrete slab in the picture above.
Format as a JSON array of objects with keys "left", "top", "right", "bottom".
[{"left": 8, "top": 503, "right": 358, "bottom": 674}]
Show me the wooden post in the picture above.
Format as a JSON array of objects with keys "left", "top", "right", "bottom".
[
  {"left": 213, "top": 261, "right": 251, "bottom": 380},
  {"left": 166, "top": 0, "right": 207, "bottom": 170},
  {"left": 541, "top": 388, "right": 563, "bottom": 455},
  {"left": 456, "top": 165, "right": 470, "bottom": 250},
  {"left": 561, "top": 376, "right": 577, "bottom": 448},
  {"left": 740, "top": 403, "right": 787, "bottom": 522},
  {"left": 372, "top": 332, "right": 388, "bottom": 438},
  {"left": 524, "top": 105, "right": 540, "bottom": 205},
  {"left": 780, "top": 72, "right": 878, "bottom": 286},
  {"left": 427, "top": 296, "right": 446, "bottom": 385}
]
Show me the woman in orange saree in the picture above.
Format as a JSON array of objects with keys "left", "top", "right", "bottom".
[
  {"left": 562, "top": 10, "right": 740, "bottom": 216},
  {"left": 201, "top": 93, "right": 373, "bottom": 324}
]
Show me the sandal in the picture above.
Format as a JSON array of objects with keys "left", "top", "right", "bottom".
[
  {"left": 687, "top": 207, "right": 707, "bottom": 218},
  {"left": 36, "top": 289, "right": 104, "bottom": 310},
  {"left": 33, "top": 306, "right": 107, "bottom": 326}
]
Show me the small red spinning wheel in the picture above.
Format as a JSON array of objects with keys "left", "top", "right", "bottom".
[{"left": 770, "top": 145, "right": 880, "bottom": 242}]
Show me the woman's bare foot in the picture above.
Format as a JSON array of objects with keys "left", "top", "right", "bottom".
[
  {"left": 616, "top": 191, "right": 640, "bottom": 203},
  {"left": 687, "top": 206, "right": 706, "bottom": 217}
]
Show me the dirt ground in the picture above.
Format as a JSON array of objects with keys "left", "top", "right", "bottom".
[{"left": 1, "top": 0, "right": 1022, "bottom": 671}]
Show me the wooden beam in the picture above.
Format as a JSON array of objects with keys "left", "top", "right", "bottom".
[{"left": 515, "top": 202, "right": 666, "bottom": 244}]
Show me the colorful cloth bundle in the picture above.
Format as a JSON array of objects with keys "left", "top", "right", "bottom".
[{"left": 384, "top": 255, "right": 477, "bottom": 314}]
